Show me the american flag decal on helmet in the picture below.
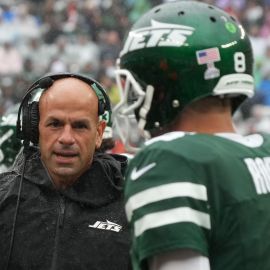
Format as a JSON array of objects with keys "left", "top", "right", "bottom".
[{"left": 196, "top": 47, "right": 220, "bottom": 65}]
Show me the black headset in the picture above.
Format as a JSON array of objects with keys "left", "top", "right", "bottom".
[{"left": 16, "top": 72, "right": 111, "bottom": 146}]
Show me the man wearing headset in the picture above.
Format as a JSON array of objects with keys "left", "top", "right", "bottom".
[{"left": 0, "top": 73, "right": 131, "bottom": 270}]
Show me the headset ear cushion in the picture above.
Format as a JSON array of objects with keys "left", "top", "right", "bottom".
[
  {"left": 98, "top": 100, "right": 106, "bottom": 116},
  {"left": 29, "top": 101, "right": 40, "bottom": 144},
  {"left": 21, "top": 103, "right": 30, "bottom": 142},
  {"left": 22, "top": 101, "right": 39, "bottom": 144}
]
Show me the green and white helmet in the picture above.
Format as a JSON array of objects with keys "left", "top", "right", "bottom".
[
  {"left": 0, "top": 103, "right": 22, "bottom": 172},
  {"left": 113, "top": 1, "right": 254, "bottom": 151}
]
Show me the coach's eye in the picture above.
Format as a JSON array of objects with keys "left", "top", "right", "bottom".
[
  {"left": 48, "top": 120, "right": 61, "bottom": 128},
  {"left": 73, "top": 122, "right": 88, "bottom": 129}
]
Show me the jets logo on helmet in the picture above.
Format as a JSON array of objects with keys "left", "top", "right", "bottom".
[
  {"left": 120, "top": 20, "right": 195, "bottom": 56},
  {"left": 113, "top": 1, "right": 255, "bottom": 152}
]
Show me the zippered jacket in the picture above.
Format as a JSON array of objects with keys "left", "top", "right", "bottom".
[{"left": 0, "top": 148, "right": 131, "bottom": 270}]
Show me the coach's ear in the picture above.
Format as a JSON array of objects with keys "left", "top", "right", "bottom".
[{"left": 96, "top": 120, "right": 106, "bottom": 149}]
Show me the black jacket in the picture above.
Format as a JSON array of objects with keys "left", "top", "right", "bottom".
[{"left": 0, "top": 149, "right": 131, "bottom": 270}]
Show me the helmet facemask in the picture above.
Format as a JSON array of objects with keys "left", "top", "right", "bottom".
[{"left": 113, "top": 69, "right": 155, "bottom": 153}]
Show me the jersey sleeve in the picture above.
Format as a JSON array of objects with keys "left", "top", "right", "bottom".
[
  {"left": 124, "top": 146, "right": 211, "bottom": 270},
  {"left": 149, "top": 249, "right": 210, "bottom": 270}
]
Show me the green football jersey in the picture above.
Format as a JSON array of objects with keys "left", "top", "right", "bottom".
[{"left": 124, "top": 131, "right": 270, "bottom": 270}]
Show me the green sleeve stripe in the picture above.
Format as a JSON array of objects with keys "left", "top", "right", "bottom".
[
  {"left": 125, "top": 182, "right": 207, "bottom": 221},
  {"left": 134, "top": 206, "right": 211, "bottom": 237}
]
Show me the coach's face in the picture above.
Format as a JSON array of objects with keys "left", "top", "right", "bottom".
[{"left": 38, "top": 78, "right": 105, "bottom": 189}]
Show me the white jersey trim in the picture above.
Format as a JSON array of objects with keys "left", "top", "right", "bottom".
[
  {"left": 126, "top": 182, "right": 207, "bottom": 221},
  {"left": 145, "top": 132, "right": 188, "bottom": 146},
  {"left": 134, "top": 206, "right": 211, "bottom": 237},
  {"left": 215, "top": 133, "right": 264, "bottom": 148}
]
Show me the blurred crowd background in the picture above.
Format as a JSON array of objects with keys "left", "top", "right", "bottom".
[{"left": 0, "top": 0, "right": 270, "bottom": 137}]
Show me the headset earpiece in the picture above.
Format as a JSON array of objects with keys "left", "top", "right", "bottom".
[
  {"left": 29, "top": 102, "right": 39, "bottom": 145},
  {"left": 20, "top": 101, "right": 39, "bottom": 145},
  {"left": 98, "top": 100, "right": 106, "bottom": 116}
]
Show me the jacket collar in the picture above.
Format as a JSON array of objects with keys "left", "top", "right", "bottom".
[{"left": 14, "top": 148, "right": 127, "bottom": 207}]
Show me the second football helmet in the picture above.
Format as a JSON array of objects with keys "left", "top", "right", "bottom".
[{"left": 0, "top": 104, "right": 22, "bottom": 172}]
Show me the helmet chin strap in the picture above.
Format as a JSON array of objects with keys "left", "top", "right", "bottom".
[{"left": 138, "top": 85, "right": 154, "bottom": 139}]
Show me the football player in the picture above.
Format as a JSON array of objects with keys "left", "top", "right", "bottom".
[{"left": 113, "top": 1, "right": 270, "bottom": 270}]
